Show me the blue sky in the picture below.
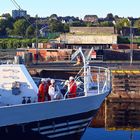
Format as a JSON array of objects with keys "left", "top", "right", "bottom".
[{"left": 1, "top": 0, "right": 140, "bottom": 19}]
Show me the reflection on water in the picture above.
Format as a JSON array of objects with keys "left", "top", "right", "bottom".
[
  {"left": 82, "top": 100, "right": 140, "bottom": 140},
  {"left": 105, "top": 101, "right": 140, "bottom": 130},
  {"left": 82, "top": 128, "right": 140, "bottom": 140}
]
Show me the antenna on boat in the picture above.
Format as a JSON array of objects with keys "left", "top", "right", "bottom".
[
  {"left": 71, "top": 47, "right": 93, "bottom": 96},
  {"left": 86, "top": 47, "right": 94, "bottom": 62}
]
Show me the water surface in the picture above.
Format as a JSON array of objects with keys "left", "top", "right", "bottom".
[{"left": 82, "top": 128, "right": 140, "bottom": 140}]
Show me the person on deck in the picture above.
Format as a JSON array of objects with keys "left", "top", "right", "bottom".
[
  {"left": 45, "top": 78, "right": 51, "bottom": 101},
  {"left": 38, "top": 78, "right": 46, "bottom": 102},
  {"left": 73, "top": 56, "right": 83, "bottom": 66},
  {"left": 48, "top": 79, "right": 63, "bottom": 100},
  {"left": 68, "top": 76, "right": 77, "bottom": 98}
]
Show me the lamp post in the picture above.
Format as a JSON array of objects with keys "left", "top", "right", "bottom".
[
  {"left": 35, "top": 14, "right": 38, "bottom": 64},
  {"left": 129, "top": 20, "right": 133, "bottom": 65}
]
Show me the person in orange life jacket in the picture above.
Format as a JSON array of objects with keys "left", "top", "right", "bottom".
[
  {"left": 38, "top": 78, "right": 46, "bottom": 102},
  {"left": 45, "top": 78, "right": 51, "bottom": 101},
  {"left": 68, "top": 76, "right": 77, "bottom": 98},
  {"left": 48, "top": 79, "right": 63, "bottom": 100}
]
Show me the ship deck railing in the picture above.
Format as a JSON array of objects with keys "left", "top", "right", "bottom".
[{"left": 63, "top": 65, "right": 111, "bottom": 98}]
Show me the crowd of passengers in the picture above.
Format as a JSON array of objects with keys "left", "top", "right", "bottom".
[{"left": 38, "top": 76, "right": 77, "bottom": 102}]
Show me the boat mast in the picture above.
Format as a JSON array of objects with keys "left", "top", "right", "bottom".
[
  {"left": 78, "top": 48, "right": 87, "bottom": 96},
  {"left": 71, "top": 47, "right": 88, "bottom": 96}
]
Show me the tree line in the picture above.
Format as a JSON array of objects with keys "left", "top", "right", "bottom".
[
  {"left": 1, "top": 13, "right": 140, "bottom": 48},
  {"left": 1, "top": 13, "right": 140, "bottom": 38},
  {"left": 0, "top": 14, "right": 68, "bottom": 38}
]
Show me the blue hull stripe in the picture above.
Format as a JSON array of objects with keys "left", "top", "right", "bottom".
[
  {"left": 0, "top": 109, "right": 98, "bottom": 140},
  {"left": 30, "top": 109, "right": 98, "bottom": 139}
]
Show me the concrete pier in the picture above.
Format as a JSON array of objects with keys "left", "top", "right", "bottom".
[{"left": 91, "top": 68, "right": 140, "bottom": 129}]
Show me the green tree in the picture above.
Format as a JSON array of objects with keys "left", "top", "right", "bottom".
[
  {"left": 115, "top": 18, "right": 130, "bottom": 33},
  {"left": 49, "top": 14, "right": 58, "bottom": 20},
  {"left": 0, "top": 19, "right": 7, "bottom": 36},
  {"left": 6, "top": 28, "right": 14, "bottom": 36},
  {"left": 0, "top": 15, "right": 14, "bottom": 37},
  {"left": 85, "top": 22, "right": 93, "bottom": 27},
  {"left": 2, "top": 13, "right": 11, "bottom": 18},
  {"left": 63, "top": 24, "right": 69, "bottom": 32},
  {"left": 13, "top": 19, "right": 29, "bottom": 37},
  {"left": 6, "top": 16, "right": 14, "bottom": 28},
  {"left": 134, "top": 19, "right": 140, "bottom": 34},
  {"left": 70, "top": 21, "right": 85, "bottom": 27},
  {"left": 106, "top": 13, "right": 114, "bottom": 21},
  {"left": 26, "top": 25, "right": 36, "bottom": 38},
  {"left": 100, "top": 21, "right": 114, "bottom": 27},
  {"left": 48, "top": 19, "right": 64, "bottom": 32}
]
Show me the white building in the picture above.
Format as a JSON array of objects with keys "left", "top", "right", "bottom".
[{"left": 12, "top": 9, "right": 27, "bottom": 19}]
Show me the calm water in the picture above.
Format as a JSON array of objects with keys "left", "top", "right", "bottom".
[
  {"left": 82, "top": 101, "right": 140, "bottom": 140},
  {"left": 82, "top": 128, "right": 140, "bottom": 140},
  {"left": 2, "top": 127, "right": 140, "bottom": 140},
  {"left": 0, "top": 128, "right": 140, "bottom": 140}
]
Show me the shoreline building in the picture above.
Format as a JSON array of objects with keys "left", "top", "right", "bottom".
[{"left": 60, "top": 27, "right": 117, "bottom": 50}]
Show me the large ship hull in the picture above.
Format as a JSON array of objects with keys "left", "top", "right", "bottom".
[{"left": 0, "top": 91, "right": 109, "bottom": 140}]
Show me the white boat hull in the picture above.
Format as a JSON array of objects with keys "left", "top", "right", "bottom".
[
  {"left": 0, "top": 92, "right": 109, "bottom": 140},
  {"left": 0, "top": 63, "right": 112, "bottom": 139}
]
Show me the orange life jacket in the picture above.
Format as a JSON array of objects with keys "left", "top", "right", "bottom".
[{"left": 38, "top": 83, "right": 45, "bottom": 102}]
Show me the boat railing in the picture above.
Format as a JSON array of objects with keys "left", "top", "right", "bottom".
[
  {"left": 63, "top": 65, "right": 111, "bottom": 99},
  {"left": 32, "top": 64, "right": 111, "bottom": 100},
  {"left": 87, "top": 65, "right": 111, "bottom": 94},
  {"left": 63, "top": 75, "right": 85, "bottom": 99}
]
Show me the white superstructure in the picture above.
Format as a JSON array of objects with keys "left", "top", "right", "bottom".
[{"left": 0, "top": 65, "right": 38, "bottom": 106}]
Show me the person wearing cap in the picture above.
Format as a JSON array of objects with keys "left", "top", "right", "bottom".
[
  {"left": 68, "top": 76, "right": 77, "bottom": 98},
  {"left": 61, "top": 80, "right": 69, "bottom": 96},
  {"left": 38, "top": 78, "right": 46, "bottom": 102},
  {"left": 44, "top": 78, "right": 51, "bottom": 101},
  {"left": 73, "top": 56, "right": 83, "bottom": 66},
  {"left": 48, "top": 79, "right": 63, "bottom": 100}
]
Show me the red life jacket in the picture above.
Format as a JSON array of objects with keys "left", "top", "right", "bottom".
[{"left": 68, "top": 81, "right": 77, "bottom": 98}]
